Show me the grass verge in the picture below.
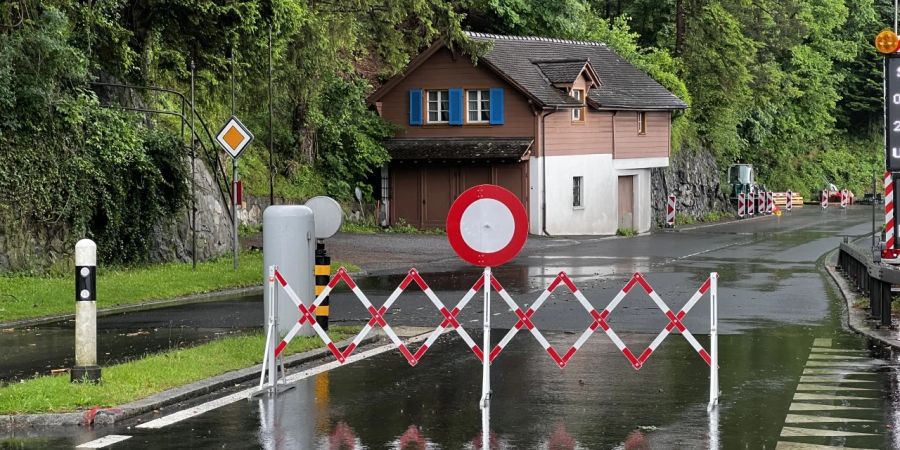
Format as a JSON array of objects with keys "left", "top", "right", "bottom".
[
  {"left": 0, "top": 251, "right": 361, "bottom": 323},
  {"left": 0, "top": 326, "right": 360, "bottom": 414}
]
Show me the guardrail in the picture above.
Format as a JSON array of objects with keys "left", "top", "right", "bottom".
[{"left": 837, "top": 242, "right": 898, "bottom": 327}]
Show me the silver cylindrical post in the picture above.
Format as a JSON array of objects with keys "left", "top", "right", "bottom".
[
  {"left": 708, "top": 272, "right": 719, "bottom": 411},
  {"left": 72, "top": 239, "right": 101, "bottom": 383},
  {"left": 481, "top": 266, "right": 491, "bottom": 449}
]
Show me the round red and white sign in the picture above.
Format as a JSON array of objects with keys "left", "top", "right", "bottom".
[{"left": 447, "top": 184, "right": 528, "bottom": 267}]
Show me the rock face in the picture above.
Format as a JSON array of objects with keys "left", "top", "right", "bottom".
[
  {"left": 651, "top": 147, "right": 730, "bottom": 226},
  {"left": 151, "top": 158, "right": 232, "bottom": 263},
  {"left": 0, "top": 158, "right": 231, "bottom": 274}
]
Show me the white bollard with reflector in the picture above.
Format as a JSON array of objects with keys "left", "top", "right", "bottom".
[
  {"left": 737, "top": 193, "right": 745, "bottom": 218},
  {"left": 821, "top": 190, "right": 828, "bottom": 209},
  {"left": 72, "top": 239, "right": 101, "bottom": 383}
]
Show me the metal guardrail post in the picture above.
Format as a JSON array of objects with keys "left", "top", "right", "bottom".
[
  {"left": 871, "top": 278, "right": 882, "bottom": 321},
  {"left": 880, "top": 279, "right": 892, "bottom": 328}
]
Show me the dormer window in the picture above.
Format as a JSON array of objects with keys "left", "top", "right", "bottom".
[
  {"left": 572, "top": 89, "right": 585, "bottom": 122},
  {"left": 427, "top": 90, "right": 449, "bottom": 123}
]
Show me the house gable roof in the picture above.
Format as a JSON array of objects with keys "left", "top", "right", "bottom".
[
  {"left": 467, "top": 32, "right": 687, "bottom": 110},
  {"left": 367, "top": 32, "right": 687, "bottom": 111}
]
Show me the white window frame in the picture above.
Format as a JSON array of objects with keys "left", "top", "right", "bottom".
[
  {"left": 637, "top": 111, "right": 646, "bottom": 135},
  {"left": 573, "top": 176, "right": 584, "bottom": 209},
  {"left": 572, "top": 89, "right": 585, "bottom": 122},
  {"left": 427, "top": 90, "right": 449, "bottom": 124},
  {"left": 467, "top": 89, "right": 491, "bottom": 123}
]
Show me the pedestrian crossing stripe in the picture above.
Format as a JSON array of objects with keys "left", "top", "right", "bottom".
[
  {"left": 789, "top": 403, "right": 876, "bottom": 411},
  {"left": 798, "top": 376, "right": 878, "bottom": 383},
  {"left": 793, "top": 392, "right": 879, "bottom": 401},
  {"left": 784, "top": 414, "right": 876, "bottom": 424},
  {"left": 811, "top": 338, "right": 832, "bottom": 347},
  {"left": 780, "top": 427, "right": 877, "bottom": 438},
  {"left": 807, "top": 354, "right": 870, "bottom": 360},
  {"left": 795, "top": 384, "right": 878, "bottom": 392},
  {"left": 775, "top": 441, "right": 875, "bottom": 450}
]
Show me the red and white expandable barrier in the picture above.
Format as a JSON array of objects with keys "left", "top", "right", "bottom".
[
  {"left": 786, "top": 191, "right": 793, "bottom": 212},
  {"left": 887, "top": 172, "right": 895, "bottom": 250},
  {"left": 821, "top": 190, "right": 828, "bottom": 209},
  {"left": 757, "top": 190, "right": 765, "bottom": 215},
  {"left": 258, "top": 265, "right": 721, "bottom": 412},
  {"left": 766, "top": 191, "right": 774, "bottom": 214},
  {"left": 839, "top": 189, "right": 848, "bottom": 208},
  {"left": 666, "top": 194, "right": 676, "bottom": 227},
  {"left": 737, "top": 193, "right": 745, "bottom": 218}
]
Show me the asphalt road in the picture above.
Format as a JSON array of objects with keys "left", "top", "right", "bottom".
[{"left": 6, "top": 206, "right": 900, "bottom": 449}]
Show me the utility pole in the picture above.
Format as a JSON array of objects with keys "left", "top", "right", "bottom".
[{"left": 268, "top": 22, "right": 275, "bottom": 207}]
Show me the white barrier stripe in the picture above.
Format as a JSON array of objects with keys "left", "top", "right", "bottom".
[
  {"left": 496, "top": 287, "right": 522, "bottom": 312},
  {"left": 680, "top": 287, "right": 707, "bottom": 315},
  {"left": 571, "top": 327, "right": 595, "bottom": 350},
  {"left": 352, "top": 286, "right": 376, "bottom": 310},
  {"left": 420, "top": 326, "right": 445, "bottom": 349},
  {"left": 681, "top": 328, "right": 706, "bottom": 354},
  {"left": 350, "top": 324, "right": 373, "bottom": 348},
  {"left": 646, "top": 329, "right": 670, "bottom": 353},
  {"left": 529, "top": 328, "right": 553, "bottom": 350},
  {"left": 281, "top": 282, "right": 303, "bottom": 308},
  {"left": 573, "top": 290, "right": 594, "bottom": 312},
  {"left": 605, "top": 289, "right": 629, "bottom": 312},
  {"left": 457, "top": 328, "right": 480, "bottom": 349},
  {"left": 309, "top": 321, "right": 335, "bottom": 349},
  {"left": 312, "top": 285, "right": 333, "bottom": 307},
  {"left": 380, "top": 324, "right": 407, "bottom": 348},
  {"left": 603, "top": 328, "right": 629, "bottom": 352},
  {"left": 496, "top": 327, "right": 519, "bottom": 349},
  {"left": 281, "top": 323, "right": 302, "bottom": 347},
  {"left": 529, "top": 289, "right": 553, "bottom": 311},
  {"left": 647, "top": 290, "right": 670, "bottom": 314},
  {"left": 423, "top": 288, "right": 445, "bottom": 310}
]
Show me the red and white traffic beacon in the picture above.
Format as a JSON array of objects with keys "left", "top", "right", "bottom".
[{"left": 446, "top": 184, "right": 528, "bottom": 450}]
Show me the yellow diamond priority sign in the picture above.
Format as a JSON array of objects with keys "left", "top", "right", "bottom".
[{"left": 216, "top": 116, "right": 254, "bottom": 159}]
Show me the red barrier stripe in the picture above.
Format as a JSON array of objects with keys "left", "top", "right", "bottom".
[
  {"left": 327, "top": 342, "right": 345, "bottom": 362},
  {"left": 275, "top": 270, "right": 288, "bottom": 287},
  {"left": 340, "top": 342, "right": 357, "bottom": 360},
  {"left": 413, "top": 344, "right": 429, "bottom": 361},
  {"left": 472, "top": 276, "right": 485, "bottom": 292},
  {"left": 546, "top": 347, "right": 565, "bottom": 368},
  {"left": 638, "top": 347, "right": 653, "bottom": 365},
  {"left": 274, "top": 340, "right": 287, "bottom": 357},
  {"left": 622, "top": 348, "right": 641, "bottom": 370},
  {"left": 698, "top": 349, "right": 712, "bottom": 366},
  {"left": 561, "top": 273, "right": 578, "bottom": 292},
  {"left": 472, "top": 345, "right": 484, "bottom": 362},
  {"left": 698, "top": 278, "right": 711, "bottom": 295},
  {"left": 490, "top": 276, "right": 504, "bottom": 292},
  {"left": 488, "top": 346, "right": 502, "bottom": 362},
  {"left": 411, "top": 270, "right": 430, "bottom": 291},
  {"left": 635, "top": 274, "right": 654, "bottom": 294},
  {"left": 398, "top": 272, "right": 413, "bottom": 290},
  {"left": 398, "top": 345, "right": 417, "bottom": 366},
  {"left": 622, "top": 275, "right": 638, "bottom": 293},
  {"left": 548, "top": 274, "right": 563, "bottom": 292},
  {"left": 562, "top": 347, "right": 578, "bottom": 364}
]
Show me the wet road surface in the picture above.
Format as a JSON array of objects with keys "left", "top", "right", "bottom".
[{"left": 5, "top": 206, "right": 900, "bottom": 449}]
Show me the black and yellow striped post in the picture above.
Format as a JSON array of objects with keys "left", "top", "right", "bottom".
[{"left": 314, "top": 240, "right": 330, "bottom": 331}]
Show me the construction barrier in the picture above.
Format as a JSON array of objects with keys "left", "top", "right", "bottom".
[
  {"left": 737, "top": 193, "right": 745, "bottom": 219},
  {"left": 748, "top": 189, "right": 755, "bottom": 216},
  {"left": 666, "top": 194, "right": 676, "bottom": 227},
  {"left": 766, "top": 191, "right": 774, "bottom": 215},
  {"left": 840, "top": 189, "right": 848, "bottom": 208},
  {"left": 757, "top": 190, "right": 765, "bottom": 216},
  {"left": 888, "top": 172, "right": 895, "bottom": 250},
  {"left": 256, "top": 265, "right": 720, "bottom": 413}
]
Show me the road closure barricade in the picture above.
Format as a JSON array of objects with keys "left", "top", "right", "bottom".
[{"left": 255, "top": 264, "right": 720, "bottom": 413}]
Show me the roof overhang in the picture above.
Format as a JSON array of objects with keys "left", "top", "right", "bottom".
[{"left": 385, "top": 137, "right": 534, "bottom": 162}]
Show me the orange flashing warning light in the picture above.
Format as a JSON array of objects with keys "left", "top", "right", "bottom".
[{"left": 876, "top": 29, "right": 900, "bottom": 54}]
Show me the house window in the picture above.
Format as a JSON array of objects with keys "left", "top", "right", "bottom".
[
  {"left": 573, "top": 176, "right": 583, "bottom": 208},
  {"left": 467, "top": 90, "right": 490, "bottom": 123},
  {"left": 427, "top": 90, "right": 449, "bottom": 123},
  {"left": 572, "top": 89, "right": 585, "bottom": 122},
  {"left": 637, "top": 112, "right": 647, "bottom": 134}
]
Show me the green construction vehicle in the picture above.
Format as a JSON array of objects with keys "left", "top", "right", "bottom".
[{"left": 728, "top": 163, "right": 756, "bottom": 204}]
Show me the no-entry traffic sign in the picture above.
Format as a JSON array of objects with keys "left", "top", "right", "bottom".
[{"left": 446, "top": 184, "right": 527, "bottom": 267}]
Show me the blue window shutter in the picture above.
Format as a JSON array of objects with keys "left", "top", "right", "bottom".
[
  {"left": 409, "top": 89, "right": 422, "bottom": 125},
  {"left": 449, "top": 88, "right": 463, "bottom": 125},
  {"left": 490, "top": 88, "right": 505, "bottom": 125}
]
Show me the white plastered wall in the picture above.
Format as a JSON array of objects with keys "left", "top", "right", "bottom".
[{"left": 533, "top": 155, "right": 665, "bottom": 235}]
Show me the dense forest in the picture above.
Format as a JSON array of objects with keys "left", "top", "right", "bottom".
[{"left": 0, "top": 0, "right": 891, "bottom": 264}]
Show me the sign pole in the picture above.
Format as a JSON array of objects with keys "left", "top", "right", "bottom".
[
  {"left": 481, "top": 266, "right": 491, "bottom": 450},
  {"left": 233, "top": 159, "right": 239, "bottom": 270}
]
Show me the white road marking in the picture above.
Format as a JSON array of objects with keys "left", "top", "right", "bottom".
[
  {"left": 805, "top": 361, "right": 877, "bottom": 368},
  {"left": 792, "top": 392, "right": 879, "bottom": 401},
  {"left": 810, "top": 348, "right": 867, "bottom": 354},
  {"left": 795, "top": 384, "right": 878, "bottom": 392},
  {"left": 812, "top": 338, "right": 832, "bottom": 347},
  {"left": 784, "top": 414, "right": 876, "bottom": 424},
  {"left": 789, "top": 403, "right": 875, "bottom": 411},
  {"left": 803, "top": 369, "right": 876, "bottom": 375},
  {"left": 525, "top": 255, "right": 651, "bottom": 260},
  {"left": 807, "top": 354, "right": 870, "bottom": 360},
  {"left": 137, "top": 335, "right": 429, "bottom": 430},
  {"left": 776, "top": 441, "right": 874, "bottom": 450},
  {"left": 799, "top": 376, "right": 877, "bottom": 384},
  {"left": 780, "top": 427, "right": 877, "bottom": 438},
  {"left": 76, "top": 435, "right": 132, "bottom": 448}
]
